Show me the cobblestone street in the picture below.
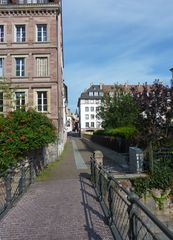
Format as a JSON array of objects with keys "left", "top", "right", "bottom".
[{"left": 0, "top": 137, "right": 113, "bottom": 240}]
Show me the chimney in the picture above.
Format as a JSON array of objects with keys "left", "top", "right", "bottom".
[{"left": 99, "top": 83, "right": 103, "bottom": 90}]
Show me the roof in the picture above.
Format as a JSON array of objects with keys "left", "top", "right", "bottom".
[{"left": 77, "top": 83, "right": 153, "bottom": 106}]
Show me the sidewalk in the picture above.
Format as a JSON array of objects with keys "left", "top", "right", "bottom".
[{"left": 0, "top": 137, "right": 113, "bottom": 240}]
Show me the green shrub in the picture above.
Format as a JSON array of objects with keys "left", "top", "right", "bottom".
[
  {"left": 0, "top": 109, "right": 57, "bottom": 172},
  {"left": 94, "top": 127, "right": 137, "bottom": 139},
  {"left": 130, "top": 177, "right": 149, "bottom": 198}
]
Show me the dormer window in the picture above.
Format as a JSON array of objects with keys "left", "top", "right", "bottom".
[
  {"left": 0, "top": 0, "right": 8, "bottom": 5},
  {"left": 89, "top": 92, "right": 93, "bottom": 96}
]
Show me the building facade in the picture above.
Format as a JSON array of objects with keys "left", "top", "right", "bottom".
[
  {"left": 0, "top": 0, "right": 65, "bottom": 159},
  {"left": 78, "top": 84, "right": 103, "bottom": 132}
]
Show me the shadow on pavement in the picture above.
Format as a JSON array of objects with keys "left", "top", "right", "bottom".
[{"left": 79, "top": 172, "right": 111, "bottom": 240}]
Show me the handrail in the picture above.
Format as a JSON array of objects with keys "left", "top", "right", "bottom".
[{"left": 90, "top": 156, "right": 173, "bottom": 240}]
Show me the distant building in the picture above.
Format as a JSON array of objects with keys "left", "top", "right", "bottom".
[
  {"left": 0, "top": 0, "right": 66, "bottom": 159},
  {"left": 78, "top": 83, "right": 150, "bottom": 133},
  {"left": 77, "top": 84, "right": 104, "bottom": 132}
]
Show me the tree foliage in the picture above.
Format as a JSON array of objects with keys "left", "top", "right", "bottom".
[
  {"left": 98, "top": 87, "right": 139, "bottom": 129},
  {"left": 0, "top": 109, "right": 57, "bottom": 172},
  {"left": 131, "top": 80, "right": 173, "bottom": 148}
]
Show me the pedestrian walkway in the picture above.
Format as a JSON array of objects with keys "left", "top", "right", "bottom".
[{"left": 0, "top": 137, "right": 113, "bottom": 240}]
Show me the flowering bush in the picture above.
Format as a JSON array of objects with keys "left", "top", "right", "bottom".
[{"left": 0, "top": 109, "right": 57, "bottom": 172}]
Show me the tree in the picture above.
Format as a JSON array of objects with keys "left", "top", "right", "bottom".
[
  {"left": 98, "top": 86, "right": 139, "bottom": 129},
  {"left": 131, "top": 80, "right": 173, "bottom": 172}
]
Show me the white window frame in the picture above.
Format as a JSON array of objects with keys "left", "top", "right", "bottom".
[
  {"left": 91, "top": 122, "right": 95, "bottom": 128},
  {"left": 15, "top": 25, "right": 25, "bottom": 43},
  {"left": 36, "top": 57, "right": 48, "bottom": 77},
  {"left": 90, "top": 107, "right": 94, "bottom": 112},
  {"left": 15, "top": 91, "right": 26, "bottom": 109},
  {"left": 85, "top": 114, "right": 89, "bottom": 120},
  {"left": 85, "top": 122, "right": 89, "bottom": 128},
  {"left": 85, "top": 106, "right": 89, "bottom": 112},
  {"left": 15, "top": 58, "right": 25, "bottom": 77},
  {"left": 91, "top": 114, "right": 95, "bottom": 119},
  {"left": 36, "top": 24, "right": 47, "bottom": 42},
  {"left": 37, "top": 91, "right": 48, "bottom": 112}
]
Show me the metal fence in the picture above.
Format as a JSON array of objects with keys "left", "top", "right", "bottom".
[
  {"left": 90, "top": 156, "right": 173, "bottom": 240},
  {"left": 0, "top": 149, "right": 46, "bottom": 218}
]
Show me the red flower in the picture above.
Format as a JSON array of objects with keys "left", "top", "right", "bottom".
[
  {"left": 7, "top": 138, "right": 13, "bottom": 142},
  {"left": 20, "top": 135, "right": 26, "bottom": 141},
  {"left": 7, "top": 130, "right": 13, "bottom": 134}
]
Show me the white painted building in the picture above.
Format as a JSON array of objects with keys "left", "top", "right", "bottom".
[{"left": 78, "top": 84, "right": 103, "bottom": 132}]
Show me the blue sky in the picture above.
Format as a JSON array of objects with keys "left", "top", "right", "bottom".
[{"left": 62, "top": 0, "right": 173, "bottom": 112}]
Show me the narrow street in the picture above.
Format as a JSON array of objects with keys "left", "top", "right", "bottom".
[{"left": 0, "top": 137, "right": 114, "bottom": 240}]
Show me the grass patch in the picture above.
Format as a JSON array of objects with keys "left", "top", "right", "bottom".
[
  {"left": 36, "top": 141, "right": 69, "bottom": 181},
  {"left": 36, "top": 159, "right": 61, "bottom": 181}
]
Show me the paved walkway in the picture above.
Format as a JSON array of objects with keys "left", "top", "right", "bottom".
[{"left": 0, "top": 137, "right": 113, "bottom": 240}]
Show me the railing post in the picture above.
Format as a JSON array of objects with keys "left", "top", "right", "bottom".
[
  {"left": 19, "top": 161, "right": 26, "bottom": 194},
  {"left": 98, "top": 165, "right": 103, "bottom": 201},
  {"left": 128, "top": 192, "right": 139, "bottom": 240},
  {"left": 29, "top": 160, "right": 35, "bottom": 184},
  {"left": 90, "top": 152, "right": 96, "bottom": 187},
  {"left": 94, "top": 150, "right": 103, "bottom": 166},
  {"left": 4, "top": 168, "right": 12, "bottom": 208},
  {"left": 107, "top": 177, "right": 113, "bottom": 226}
]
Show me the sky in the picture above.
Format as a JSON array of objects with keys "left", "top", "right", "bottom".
[{"left": 62, "top": 0, "right": 173, "bottom": 112}]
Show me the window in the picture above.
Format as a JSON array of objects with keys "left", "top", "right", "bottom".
[
  {"left": 85, "top": 114, "right": 89, "bottom": 120},
  {"left": 91, "top": 114, "right": 95, "bottom": 119},
  {"left": 90, "top": 107, "right": 94, "bottom": 112},
  {"left": 89, "top": 92, "right": 93, "bottom": 96},
  {"left": 85, "top": 122, "right": 89, "bottom": 128},
  {"left": 0, "top": 25, "right": 4, "bottom": 42},
  {"left": 37, "top": 91, "right": 48, "bottom": 112},
  {"left": 36, "top": 24, "right": 47, "bottom": 42},
  {"left": 91, "top": 122, "right": 95, "bottom": 128},
  {"left": 90, "top": 100, "right": 94, "bottom": 104},
  {"left": 15, "top": 92, "right": 25, "bottom": 109},
  {"left": 109, "top": 92, "right": 114, "bottom": 97},
  {"left": 96, "top": 107, "right": 99, "bottom": 112},
  {"left": 0, "top": 92, "right": 3, "bottom": 112},
  {"left": 0, "top": 58, "right": 4, "bottom": 77},
  {"left": 36, "top": 57, "right": 48, "bottom": 76},
  {"left": 85, "top": 100, "right": 89, "bottom": 104},
  {"left": 99, "top": 92, "right": 104, "bottom": 96},
  {"left": 16, "top": 58, "right": 25, "bottom": 77},
  {"left": 0, "top": 0, "right": 8, "bottom": 4},
  {"left": 15, "top": 25, "right": 25, "bottom": 42},
  {"left": 85, "top": 107, "right": 89, "bottom": 112},
  {"left": 94, "top": 92, "right": 98, "bottom": 96}
]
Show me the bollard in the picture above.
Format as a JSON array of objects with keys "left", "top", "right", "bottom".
[{"left": 93, "top": 150, "right": 103, "bottom": 166}]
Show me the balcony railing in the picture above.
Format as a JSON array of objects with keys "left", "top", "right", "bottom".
[{"left": 90, "top": 154, "right": 173, "bottom": 240}]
